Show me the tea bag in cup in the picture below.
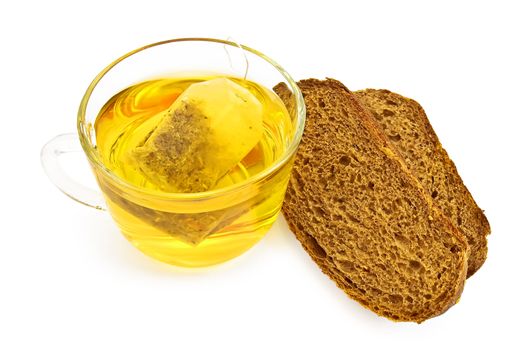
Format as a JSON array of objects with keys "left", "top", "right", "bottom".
[{"left": 130, "top": 78, "right": 264, "bottom": 193}]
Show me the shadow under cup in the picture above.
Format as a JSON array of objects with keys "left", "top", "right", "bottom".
[{"left": 77, "top": 38, "right": 305, "bottom": 267}]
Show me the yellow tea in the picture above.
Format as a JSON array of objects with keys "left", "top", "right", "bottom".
[{"left": 94, "top": 76, "right": 294, "bottom": 266}]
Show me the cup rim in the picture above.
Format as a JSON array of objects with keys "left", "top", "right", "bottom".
[{"left": 77, "top": 37, "right": 305, "bottom": 200}]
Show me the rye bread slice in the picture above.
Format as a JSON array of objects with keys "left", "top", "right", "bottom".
[
  {"left": 274, "top": 79, "right": 468, "bottom": 322},
  {"left": 355, "top": 89, "right": 490, "bottom": 277}
]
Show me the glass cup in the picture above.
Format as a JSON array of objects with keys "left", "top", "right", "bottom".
[{"left": 41, "top": 38, "right": 305, "bottom": 267}]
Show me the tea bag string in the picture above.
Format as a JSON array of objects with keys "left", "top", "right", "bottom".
[{"left": 224, "top": 36, "right": 249, "bottom": 80}]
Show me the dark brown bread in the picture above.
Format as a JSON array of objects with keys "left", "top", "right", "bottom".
[
  {"left": 275, "top": 79, "right": 469, "bottom": 322},
  {"left": 355, "top": 89, "right": 490, "bottom": 277}
]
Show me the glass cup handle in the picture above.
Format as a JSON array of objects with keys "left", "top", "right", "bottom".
[{"left": 41, "top": 133, "right": 107, "bottom": 211}]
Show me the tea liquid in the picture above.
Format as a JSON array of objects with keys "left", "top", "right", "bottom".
[{"left": 94, "top": 76, "right": 294, "bottom": 266}]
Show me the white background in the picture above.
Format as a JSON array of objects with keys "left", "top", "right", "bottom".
[{"left": 1, "top": 0, "right": 525, "bottom": 349}]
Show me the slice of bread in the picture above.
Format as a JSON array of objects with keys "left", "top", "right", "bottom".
[
  {"left": 355, "top": 89, "right": 490, "bottom": 277},
  {"left": 274, "top": 79, "right": 469, "bottom": 322}
]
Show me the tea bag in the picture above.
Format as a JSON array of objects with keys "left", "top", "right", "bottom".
[{"left": 131, "top": 78, "right": 263, "bottom": 193}]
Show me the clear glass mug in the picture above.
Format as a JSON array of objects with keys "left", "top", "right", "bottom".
[{"left": 41, "top": 38, "right": 305, "bottom": 267}]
